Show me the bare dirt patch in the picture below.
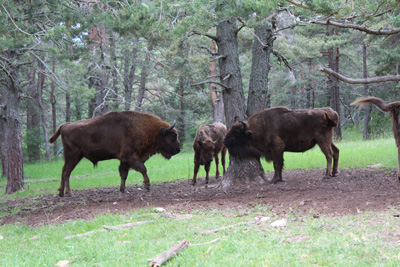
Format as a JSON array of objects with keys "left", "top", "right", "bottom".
[{"left": 1, "top": 168, "right": 400, "bottom": 226}]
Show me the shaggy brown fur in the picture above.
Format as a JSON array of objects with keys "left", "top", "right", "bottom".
[
  {"left": 351, "top": 97, "right": 400, "bottom": 179},
  {"left": 224, "top": 107, "right": 339, "bottom": 183},
  {"left": 192, "top": 122, "right": 227, "bottom": 185},
  {"left": 49, "top": 111, "right": 181, "bottom": 197}
]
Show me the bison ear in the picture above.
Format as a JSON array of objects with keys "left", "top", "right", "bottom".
[{"left": 245, "top": 130, "right": 253, "bottom": 140}]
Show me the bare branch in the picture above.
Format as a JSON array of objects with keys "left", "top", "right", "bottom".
[
  {"left": 192, "top": 79, "right": 230, "bottom": 90},
  {"left": 272, "top": 49, "right": 292, "bottom": 70},
  {"left": 318, "top": 66, "right": 400, "bottom": 84},
  {"left": 188, "top": 30, "right": 218, "bottom": 41},
  {"left": 199, "top": 45, "right": 218, "bottom": 56},
  {"left": 312, "top": 20, "right": 400, "bottom": 35}
]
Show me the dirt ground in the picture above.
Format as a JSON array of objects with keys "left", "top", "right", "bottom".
[{"left": 1, "top": 167, "right": 400, "bottom": 226}]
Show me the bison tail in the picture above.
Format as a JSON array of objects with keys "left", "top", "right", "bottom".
[
  {"left": 351, "top": 97, "right": 390, "bottom": 112},
  {"left": 49, "top": 124, "right": 64, "bottom": 143},
  {"left": 324, "top": 112, "right": 338, "bottom": 127}
]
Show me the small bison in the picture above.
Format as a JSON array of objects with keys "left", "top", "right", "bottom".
[
  {"left": 192, "top": 122, "right": 227, "bottom": 185},
  {"left": 49, "top": 111, "right": 181, "bottom": 197},
  {"left": 223, "top": 107, "right": 339, "bottom": 183},
  {"left": 351, "top": 96, "right": 400, "bottom": 180}
]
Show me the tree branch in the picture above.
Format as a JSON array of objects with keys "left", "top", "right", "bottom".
[
  {"left": 188, "top": 30, "right": 218, "bottom": 41},
  {"left": 312, "top": 20, "right": 400, "bottom": 35},
  {"left": 192, "top": 79, "right": 230, "bottom": 90},
  {"left": 272, "top": 49, "right": 292, "bottom": 70},
  {"left": 318, "top": 66, "right": 400, "bottom": 84}
]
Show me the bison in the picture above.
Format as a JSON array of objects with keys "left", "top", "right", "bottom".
[
  {"left": 223, "top": 106, "right": 339, "bottom": 183},
  {"left": 191, "top": 122, "right": 227, "bottom": 185},
  {"left": 351, "top": 96, "right": 400, "bottom": 180},
  {"left": 49, "top": 111, "right": 181, "bottom": 197}
]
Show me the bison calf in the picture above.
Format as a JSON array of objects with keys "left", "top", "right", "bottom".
[
  {"left": 49, "top": 111, "right": 181, "bottom": 197},
  {"left": 351, "top": 96, "right": 400, "bottom": 180},
  {"left": 192, "top": 122, "right": 227, "bottom": 185},
  {"left": 223, "top": 107, "right": 339, "bottom": 183}
]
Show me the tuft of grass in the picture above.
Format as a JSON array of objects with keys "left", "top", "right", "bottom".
[{"left": 1, "top": 208, "right": 400, "bottom": 266}]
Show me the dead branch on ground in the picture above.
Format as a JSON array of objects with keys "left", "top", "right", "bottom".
[{"left": 148, "top": 239, "right": 190, "bottom": 267}]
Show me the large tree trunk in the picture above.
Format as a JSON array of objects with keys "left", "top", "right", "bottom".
[
  {"left": 216, "top": 18, "right": 267, "bottom": 188},
  {"left": 1, "top": 51, "right": 24, "bottom": 194},
  {"left": 247, "top": 24, "right": 273, "bottom": 117},
  {"left": 135, "top": 41, "right": 153, "bottom": 112},
  {"left": 362, "top": 40, "right": 371, "bottom": 140},
  {"left": 208, "top": 43, "right": 225, "bottom": 123},
  {"left": 123, "top": 39, "right": 138, "bottom": 111}
]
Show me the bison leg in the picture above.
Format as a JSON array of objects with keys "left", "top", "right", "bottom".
[
  {"left": 331, "top": 143, "right": 339, "bottom": 177},
  {"left": 59, "top": 153, "right": 82, "bottom": 197},
  {"left": 270, "top": 150, "right": 284, "bottom": 184},
  {"left": 191, "top": 153, "right": 200, "bottom": 186},
  {"left": 214, "top": 153, "right": 220, "bottom": 179},
  {"left": 397, "top": 147, "right": 400, "bottom": 181},
  {"left": 204, "top": 161, "right": 211, "bottom": 184},
  {"left": 221, "top": 146, "right": 227, "bottom": 175},
  {"left": 128, "top": 157, "right": 151, "bottom": 190},
  {"left": 318, "top": 141, "right": 333, "bottom": 179},
  {"left": 119, "top": 162, "right": 130, "bottom": 193}
]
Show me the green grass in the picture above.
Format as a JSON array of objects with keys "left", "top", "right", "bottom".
[
  {"left": 0, "top": 138, "right": 398, "bottom": 200},
  {"left": 0, "top": 207, "right": 399, "bottom": 266}
]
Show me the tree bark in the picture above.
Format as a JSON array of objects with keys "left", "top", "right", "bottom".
[
  {"left": 362, "top": 40, "right": 371, "bottom": 140},
  {"left": 216, "top": 18, "right": 267, "bottom": 188},
  {"left": 247, "top": 24, "right": 273, "bottom": 117},
  {"left": 135, "top": 41, "right": 153, "bottom": 112},
  {"left": 1, "top": 51, "right": 24, "bottom": 194},
  {"left": 66, "top": 92, "right": 71, "bottom": 122},
  {"left": 208, "top": 43, "right": 225, "bottom": 122}
]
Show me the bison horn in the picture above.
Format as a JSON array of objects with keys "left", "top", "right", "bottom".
[
  {"left": 239, "top": 120, "right": 247, "bottom": 129},
  {"left": 166, "top": 120, "right": 176, "bottom": 131}
]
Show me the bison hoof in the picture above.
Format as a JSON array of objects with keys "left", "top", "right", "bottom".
[
  {"left": 270, "top": 179, "right": 282, "bottom": 184},
  {"left": 121, "top": 189, "right": 130, "bottom": 194},
  {"left": 144, "top": 186, "right": 151, "bottom": 191},
  {"left": 58, "top": 193, "right": 64, "bottom": 197},
  {"left": 66, "top": 194, "right": 75, "bottom": 198},
  {"left": 322, "top": 176, "right": 330, "bottom": 180},
  {"left": 191, "top": 182, "right": 196, "bottom": 186}
]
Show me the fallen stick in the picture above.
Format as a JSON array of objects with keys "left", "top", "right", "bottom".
[
  {"left": 64, "top": 229, "right": 105, "bottom": 240},
  {"left": 201, "top": 221, "right": 254, "bottom": 235},
  {"left": 103, "top": 220, "right": 154, "bottom": 230},
  {"left": 190, "top": 238, "right": 221, "bottom": 246},
  {"left": 148, "top": 239, "right": 190, "bottom": 267}
]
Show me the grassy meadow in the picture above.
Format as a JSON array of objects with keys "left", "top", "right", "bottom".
[{"left": 0, "top": 137, "right": 399, "bottom": 266}]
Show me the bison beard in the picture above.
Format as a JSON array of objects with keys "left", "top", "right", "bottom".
[
  {"left": 351, "top": 97, "right": 400, "bottom": 180},
  {"left": 49, "top": 111, "right": 181, "bottom": 197},
  {"left": 223, "top": 107, "right": 339, "bottom": 187}
]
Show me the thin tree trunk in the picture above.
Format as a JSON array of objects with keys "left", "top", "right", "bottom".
[
  {"left": 51, "top": 56, "right": 58, "bottom": 157},
  {"left": 36, "top": 57, "right": 51, "bottom": 161},
  {"left": 177, "top": 76, "right": 186, "bottom": 144},
  {"left": 216, "top": 17, "right": 267, "bottom": 188},
  {"left": 135, "top": 42, "right": 153, "bottom": 112},
  {"left": 247, "top": 24, "right": 273, "bottom": 117},
  {"left": 124, "top": 39, "right": 138, "bottom": 111},
  {"left": 26, "top": 60, "right": 41, "bottom": 162},
  {"left": 1, "top": 51, "right": 24, "bottom": 194},
  {"left": 110, "top": 33, "right": 119, "bottom": 110},
  {"left": 362, "top": 40, "right": 371, "bottom": 140},
  {"left": 66, "top": 92, "right": 71, "bottom": 122}
]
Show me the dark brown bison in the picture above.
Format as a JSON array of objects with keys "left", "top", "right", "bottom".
[
  {"left": 223, "top": 107, "right": 339, "bottom": 183},
  {"left": 49, "top": 111, "right": 181, "bottom": 197},
  {"left": 192, "top": 122, "right": 227, "bottom": 185},
  {"left": 351, "top": 96, "right": 400, "bottom": 180}
]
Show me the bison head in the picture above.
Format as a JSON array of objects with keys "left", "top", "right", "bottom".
[
  {"left": 223, "top": 121, "right": 261, "bottom": 158},
  {"left": 197, "top": 138, "right": 217, "bottom": 165},
  {"left": 160, "top": 121, "right": 181, "bottom": 159}
]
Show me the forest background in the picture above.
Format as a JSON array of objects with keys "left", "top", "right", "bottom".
[{"left": 1, "top": 0, "right": 399, "bottom": 194}]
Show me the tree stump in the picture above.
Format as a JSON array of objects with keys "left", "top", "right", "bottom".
[{"left": 221, "top": 154, "right": 267, "bottom": 189}]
